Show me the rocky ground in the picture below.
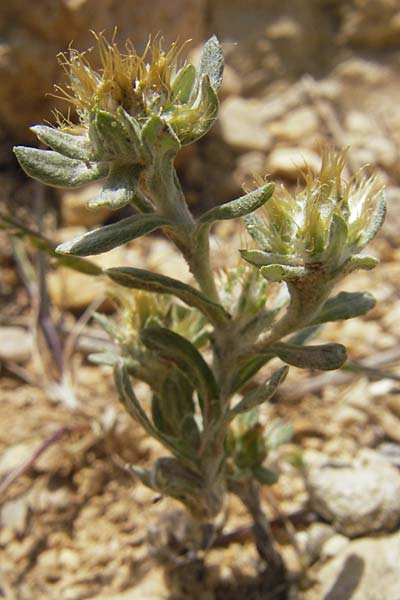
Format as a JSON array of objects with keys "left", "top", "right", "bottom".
[{"left": 1, "top": 1, "right": 400, "bottom": 599}]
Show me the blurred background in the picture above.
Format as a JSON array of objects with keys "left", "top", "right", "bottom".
[{"left": 1, "top": 2, "right": 400, "bottom": 599}]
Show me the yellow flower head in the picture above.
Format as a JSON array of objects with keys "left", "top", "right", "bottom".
[{"left": 55, "top": 33, "right": 186, "bottom": 128}]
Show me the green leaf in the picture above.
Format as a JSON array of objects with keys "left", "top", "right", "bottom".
[
  {"left": 14, "top": 146, "right": 108, "bottom": 188},
  {"left": 359, "top": 190, "right": 386, "bottom": 247},
  {"left": 260, "top": 264, "right": 304, "bottom": 282},
  {"left": 92, "top": 110, "right": 136, "bottom": 158},
  {"left": 88, "top": 351, "right": 119, "bottom": 367},
  {"left": 199, "top": 35, "right": 224, "bottom": 92},
  {"left": 169, "top": 74, "right": 219, "bottom": 145},
  {"left": 252, "top": 465, "right": 278, "bottom": 485},
  {"left": 312, "top": 291, "right": 376, "bottom": 325},
  {"left": 265, "top": 420, "right": 294, "bottom": 449},
  {"left": 270, "top": 342, "right": 347, "bottom": 371},
  {"left": 230, "top": 354, "right": 275, "bottom": 394},
  {"left": 116, "top": 107, "right": 143, "bottom": 156},
  {"left": 56, "top": 214, "right": 171, "bottom": 256},
  {"left": 343, "top": 254, "right": 379, "bottom": 274},
  {"left": 240, "top": 248, "right": 299, "bottom": 267},
  {"left": 141, "top": 115, "right": 180, "bottom": 161},
  {"left": 324, "top": 213, "right": 348, "bottom": 266},
  {"left": 106, "top": 266, "right": 230, "bottom": 325},
  {"left": 230, "top": 366, "right": 288, "bottom": 417},
  {"left": 0, "top": 211, "right": 102, "bottom": 276},
  {"left": 87, "top": 168, "right": 142, "bottom": 210},
  {"left": 140, "top": 327, "right": 219, "bottom": 419},
  {"left": 244, "top": 213, "right": 270, "bottom": 248},
  {"left": 31, "top": 125, "right": 93, "bottom": 161},
  {"left": 198, "top": 183, "right": 274, "bottom": 225},
  {"left": 172, "top": 63, "right": 197, "bottom": 103},
  {"left": 114, "top": 363, "right": 192, "bottom": 462}
]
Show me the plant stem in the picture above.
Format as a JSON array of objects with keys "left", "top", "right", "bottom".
[{"left": 230, "top": 479, "right": 284, "bottom": 570}]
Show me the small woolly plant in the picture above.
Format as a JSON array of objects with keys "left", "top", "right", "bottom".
[{"left": 13, "top": 34, "right": 385, "bottom": 573}]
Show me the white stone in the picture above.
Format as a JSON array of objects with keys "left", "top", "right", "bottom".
[
  {"left": 0, "top": 327, "right": 32, "bottom": 362},
  {"left": 219, "top": 97, "right": 273, "bottom": 152},
  {"left": 307, "top": 461, "right": 400, "bottom": 536},
  {"left": 305, "top": 531, "right": 400, "bottom": 600},
  {"left": 266, "top": 147, "right": 321, "bottom": 179},
  {"left": 320, "top": 533, "right": 349, "bottom": 561}
]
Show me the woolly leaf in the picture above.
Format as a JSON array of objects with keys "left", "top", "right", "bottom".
[
  {"left": 140, "top": 327, "right": 219, "bottom": 419},
  {"left": 13, "top": 147, "right": 108, "bottom": 188},
  {"left": 0, "top": 211, "right": 102, "bottom": 276},
  {"left": 252, "top": 465, "right": 278, "bottom": 485},
  {"left": 106, "top": 266, "right": 230, "bottom": 325},
  {"left": 172, "top": 63, "right": 197, "bottom": 103},
  {"left": 199, "top": 35, "right": 224, "bottom": 92},
  {"left": 312, "top": 291, "right": 376, "bottom": 325},
  {"left": 271, "top": 342, "right": 347, "bottom": 371},
  {"left": 56, "top": 214, "right": 171, "bottom": 256},
  {"left": 260, "top": 264, "right": 304, "bottom": 282},
  {"left": 114, "top": 363, "right": 192, "bottom": 461},
  {"left": 240, "top": 249, "right": 299, "bottom": 267},
  {"left": 198, "top": 183, "right": 274, "bottom": 225},
  {"left": 87, "top": 169, "right": 142, "bottom": 210},
  {"left": 31, "top": 126, "right": 92, "bottom": 161},
  {"left": 230, "top": 366, "right": 288, "bottom": 417}
]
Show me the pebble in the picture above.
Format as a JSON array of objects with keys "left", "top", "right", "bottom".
[
  {"left": 219, "top": 96, "right": 273, "bottom": 152},
  {"left": 320, "top": 533, "right": 349, "bottom": 561},
  {"left": 0, "top": 326, "right": 32, "bottom": 363},
  {"left": 307, "top": 460, "right": 400, "bottom": 536},
  {"left": 304, "top": 530, "right": 400, "bottom": 600},
  {"left": 266, "top": 147, "right": 321, "bottom": 179}
]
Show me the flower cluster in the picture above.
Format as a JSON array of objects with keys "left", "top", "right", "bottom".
[{"left": 241, "top": 151, "right": 385, "bottom": 282}]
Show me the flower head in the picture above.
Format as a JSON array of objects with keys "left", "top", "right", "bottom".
[
  {"left": 241, "top": 150, "right": 386, "bottom": 281},
  {"left": 14, "top": 34, "right": 223, "bottom": 210}
]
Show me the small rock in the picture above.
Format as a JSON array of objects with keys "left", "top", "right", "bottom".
[
  {"left": 48, "top": 245, "right": 126, "bottom": 311},
  {"left": 266, "top": 147, "right": 321, "bottom": 180},
  {"left": 0, "top": 441, "right": 37, "bottom": 476},
  {"left": 307, "top": 461, "right": 400, "bottom": 536},
  {"left": 320, "top": 533, "right": 349, "bottom": 561},
  {"left": 269, "top": 107, "right": 319, "bottom": 141},
  {"left": 219, "top": 97, "right": 273, "bottom": 152},
  {"left": 60, "top": 184, "right": 111, "bottom": 228},
  {"left": 304, "top": 530, "right": 400, "bottom": 600},
  {"left": 0, "top": 327, "right": 32, "bottom": 363},
  {"left": 305, "top": 522, "right": 336, "bottom": 563},
  {"left": 0, "top": 496, "right": 29, "bottom": 533},
  {"left": 335, "top": 58, "right": 390, "bottom": 85},
  {"left": 333, "top": 405, "right": 368, "bottom": 427}
]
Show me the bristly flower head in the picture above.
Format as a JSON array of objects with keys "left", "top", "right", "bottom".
[
  {"left": 13, "top": 34, "right": 223, "bottom": 210},
  {"left": 240, "top": 150, "right": 386, "bottom": 283},
  {"left": 54, "top": 33, "right": 216, "bottom": 140}
]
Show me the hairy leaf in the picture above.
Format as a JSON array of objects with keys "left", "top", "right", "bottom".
[
  {"left": 31, "top": 126, "right": 92, "bottom": 161},
  {"left": 172, "top": 63, "right": 197, "bottom": 103},
  {"left": 13, "top": 147, "right": 108, "bottom": 188},
  {"left": 199, "top": 35, "right": 224, "bottom": 92},
  {"left": 312, "top": 291, "right": 376, "bottom": 325},
  {"left": 106, "top": 266, "right": 230, "bottom": 325},
  {"left": 198, "top": 183, "right": 274, "bottom": 225},
  {"left": 114, "top": 363, "right": 192, "bottom": 462},
  {"left": 56, "top": 214, "right": 171, "bottom": 256},
  {"left": 140, "top": 327, "right": 219, "bottom": 419},
  {"left": 0, "top": 211, "right": 102, "bottom": 275},
  {"left": 230, "top": 366, "right": 288, "bottom": 417},
  {"left": 271, "top": 342, "right": 347, "bottom": 370}
]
